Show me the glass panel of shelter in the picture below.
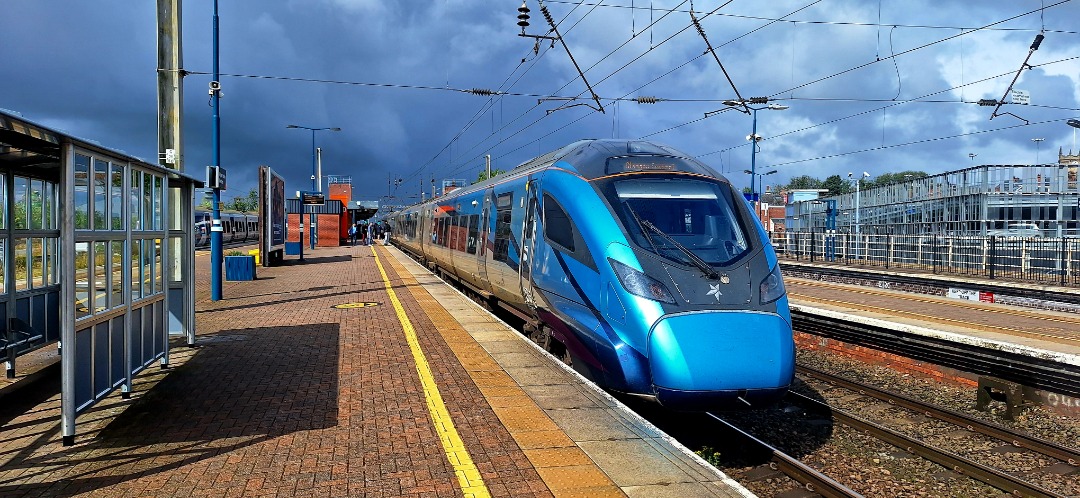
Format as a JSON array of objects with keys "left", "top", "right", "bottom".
[{"left": 72, "top": 150, "right": 167, "bottom": 323}]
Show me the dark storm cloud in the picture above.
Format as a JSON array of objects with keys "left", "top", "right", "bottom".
[{"left": 2, "top": 1, "right": 1078, "bottom": 200}]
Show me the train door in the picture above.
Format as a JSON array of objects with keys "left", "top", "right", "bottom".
[
  {"left": 477, "top": 188, "right": 492, "bottom": 287},
  {"left": 519, "top": 177, "right": 540, "bottom": 308}
]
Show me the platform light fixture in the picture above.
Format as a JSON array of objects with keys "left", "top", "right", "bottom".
[
  {"left": 1031, "top": 137, "right": 1045, "bottom": 164},
  {"left": 1067, "top": 119, "right": 1080, "bottom": 153},
  {"left": 707, "top": 99, "right": 788, "bottom": 208}
]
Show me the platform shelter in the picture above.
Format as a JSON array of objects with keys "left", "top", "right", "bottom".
[{"left": 0, "top": 109, "right": 201, "bottom": 445}]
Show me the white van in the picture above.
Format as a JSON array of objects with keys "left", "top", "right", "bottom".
[{"left": 987, "top": 222, "right": 1041, "bottom": 237}]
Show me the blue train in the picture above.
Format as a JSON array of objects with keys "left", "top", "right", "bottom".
[{"left": 387, "top": 140, "right": 794, "bottom": 409}]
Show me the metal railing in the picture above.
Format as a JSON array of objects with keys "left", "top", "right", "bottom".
[{"left": 771, "top": 231, "right": 1080, "bottom": 286}]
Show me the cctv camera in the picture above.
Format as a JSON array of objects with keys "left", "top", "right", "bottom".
[
  {"left": 847, "top": 172, "right": 853, "bottom": 178},
  {"left": 862, "top": 172, "right": 870, "bottom": 178}
]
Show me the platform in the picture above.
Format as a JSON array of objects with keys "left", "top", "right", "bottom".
[
  {"left": 0, "top": 244, "right": 750, "bottom": 498},
  {"left": 780, "top": 261, "right": 1080, "bottom": 365}
]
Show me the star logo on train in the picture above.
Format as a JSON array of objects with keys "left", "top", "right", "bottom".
[{"left": 707, "top": 284, "right": 722, "bottom": 302}]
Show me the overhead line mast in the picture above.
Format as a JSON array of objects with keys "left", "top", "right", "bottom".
[{"left": 517, "top": 0, "right": 605, "bottom": 114}]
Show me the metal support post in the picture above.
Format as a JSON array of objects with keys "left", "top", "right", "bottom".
[
  {"left": 309, "top": 131, "right": 316, "bottom": 250},
  {"left": 749, "top": 108, "right": 758, "bottom": 209},
  {"left": 210, "top": 0, "right": 223, "bottom": 301}
]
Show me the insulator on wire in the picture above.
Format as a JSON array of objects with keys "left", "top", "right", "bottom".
[
  {"left": 691, "top": 14, "right": 705, "bottom": 37},
  {"left": 541, "top": 5, "right": 554, "bottom": 26},
  {"left": 635, "top": 96, "right": 659, "bottom": 104},
  {"left": 748, "top": 97, "right": 768, "bottom": 104},
  {"left": 517, "top": 1, "right": 530, "bottom": 31},
  {"left": 467, "top": 88, "right": 497, "bottom": 96},
  {"left": 1030, "top": 33, "right": 1044, "bottom": 51},
  {"left": 977, "top": 99, "right": 998, "bottom": 106}
]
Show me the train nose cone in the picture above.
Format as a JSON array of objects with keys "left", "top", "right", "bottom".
[{"left": 647, "top": 311, "right": 794, "bottom": 408}]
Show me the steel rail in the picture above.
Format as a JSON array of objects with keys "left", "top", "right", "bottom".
[
  {"left": 788, "top": 391, "right": 1068, "bottom": 498},
  {"left": 798, "top": 365, "right": 1080, "bottom": 466},
  {"left": 706, "top": 412, "right": 863, "bottom": 498}
]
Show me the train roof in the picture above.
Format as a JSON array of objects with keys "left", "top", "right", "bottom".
[
  {"left": 390, "top": 139, "right": 728, "bottom": 215},
  {"left": 510, "top": 139, "right": 723, "bottom": 181}
]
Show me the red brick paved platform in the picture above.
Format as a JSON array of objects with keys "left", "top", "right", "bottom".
[{"left": 0, "top": 244, "right": 748, "bottom": 498}]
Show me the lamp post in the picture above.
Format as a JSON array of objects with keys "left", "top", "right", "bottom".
[
  {"left": 705, "top": 99, "right": 788, "bottom": 209},
  {"left": 848, "top": 171, "right": 871, "bottom": 260},
  {"left": 286, "top": 125, "right": 340, "bottom": 250},
  {"left": 1067, "top": 119, "right": 1080, "bottom": 152},
  {"left": 1032, "top": 137, "right": 1045, "bottom": 164},
  {"left": 210, "top": 0, "right": 223, "bottom": 301},
  {"left": 743, "top": 169, "right": 777, "bottom": 226},
  {"left": 848, "top": 171, "right": 871, "bottom": 234}
]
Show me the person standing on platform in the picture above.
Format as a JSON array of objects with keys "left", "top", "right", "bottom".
[
  {"left": 366, "top": 222, "right": 374, "bottom": 246},
  {"left": 348, "top": 223, "right": 357, "bottom": 246}
]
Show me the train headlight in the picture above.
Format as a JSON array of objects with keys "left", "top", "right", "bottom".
[
  {"left": 609, "top": 258, "right": 675, "bottom": 304},
  {"left": 759, "top": 265, "right": 786, "bottom": 304}
]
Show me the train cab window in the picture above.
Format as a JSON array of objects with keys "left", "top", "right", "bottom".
[
  {"left": 493, "top": 193, "right": 513, "bottom": 263},
  {"left": 542, "top": 194, "right": 575, "bottom": 252},
  {"left": 611, "top": 178, "right": 751, "bottom": 267}
]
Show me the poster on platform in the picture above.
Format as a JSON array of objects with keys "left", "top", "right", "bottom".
[{"left": 259, "top": 166, "right": 286, "bottom": 265}]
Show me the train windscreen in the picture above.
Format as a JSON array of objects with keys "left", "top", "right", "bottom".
[{"left": 611, "top": 178, "right": 751, "bottom": 266}]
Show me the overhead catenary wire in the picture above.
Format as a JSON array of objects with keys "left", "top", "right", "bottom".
[
  {"left": 987, "top": 31, "right": 1047, "bottom": 123},
  {"left": 764, "top": 0, "right": 1071, "bottom": 102},
  {"left": 475, "top": 0, "right": 819, "bottom": 162},
  {"left": 767, "top": 117, "right": 1072, "bottom": 167},
  {"left": 444, "top": 0, "right": 760, "bottom": 175},
  {"left": 695, "top": 55, "right": 1080, "bottom": 159},
  {"left": 442, "top": 0, "right": 843, "bottom": 180},
  {"left": 428, "top": 0, "right": 1076, "bottom": 189},
  {"left": 689, "top": 1, "right": 750, "bottom": 114},
  {"left": 402, "top": 0, "right": 597, "bottom": 186},
  {"left": 696, "top": 68, "right": 1080, "bottom": 175},
  {"left": 633, "top": 0, "right": 1073, "bottom": 144},
  {"left": 221, "top": 1, "right": 1075, "bottom": 191},
  {"left": 434, "top": 0, "right": 692, "bottom": 177},
  {"left": 542, "top": 0, "right": 1080, "bottom": 36},
  {"left": 412, "top": 0, "right": 610, "bottom": 181}
]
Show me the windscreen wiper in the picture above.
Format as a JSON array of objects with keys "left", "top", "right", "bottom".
[{"left": 638, "top": 219, "right": 721, "bottom": 280}]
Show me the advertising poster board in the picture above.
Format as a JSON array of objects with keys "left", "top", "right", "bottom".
[{"left": 259, "top": 166, "right": 286, "bottom": 266}]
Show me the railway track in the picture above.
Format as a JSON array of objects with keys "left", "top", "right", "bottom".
[{"left": 709, "top": 364, "right": 1079, "bottom": 497}]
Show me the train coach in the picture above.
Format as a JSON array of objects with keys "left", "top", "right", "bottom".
[
  {"left": 388, "top": 139, "right": 795, "bottom": 409},
  {"left": 194, "top": 210, "right": 259, "bottom": 247}
]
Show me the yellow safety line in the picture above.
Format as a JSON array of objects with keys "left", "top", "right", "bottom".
[{"left": 370, "top": 246, "right": 491, "bottom": 498}]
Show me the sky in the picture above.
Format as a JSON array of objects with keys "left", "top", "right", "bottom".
[{"left": 2, "top": 0, "right": 1079, "bottom": 205}]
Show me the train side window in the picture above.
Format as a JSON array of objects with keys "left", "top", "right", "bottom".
[
  {"left": 542, "top": 194, "right": 574, "bottom": 252},
  {"left": 450, "top": 216, "right": 459, "bottom": 250},
  {"left": 493, "top": 193, "right": 513, "bottom": 263}
]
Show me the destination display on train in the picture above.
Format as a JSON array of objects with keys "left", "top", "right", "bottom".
[{"left": 606, "top": 156, "right": 686, "bottom": 174}]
